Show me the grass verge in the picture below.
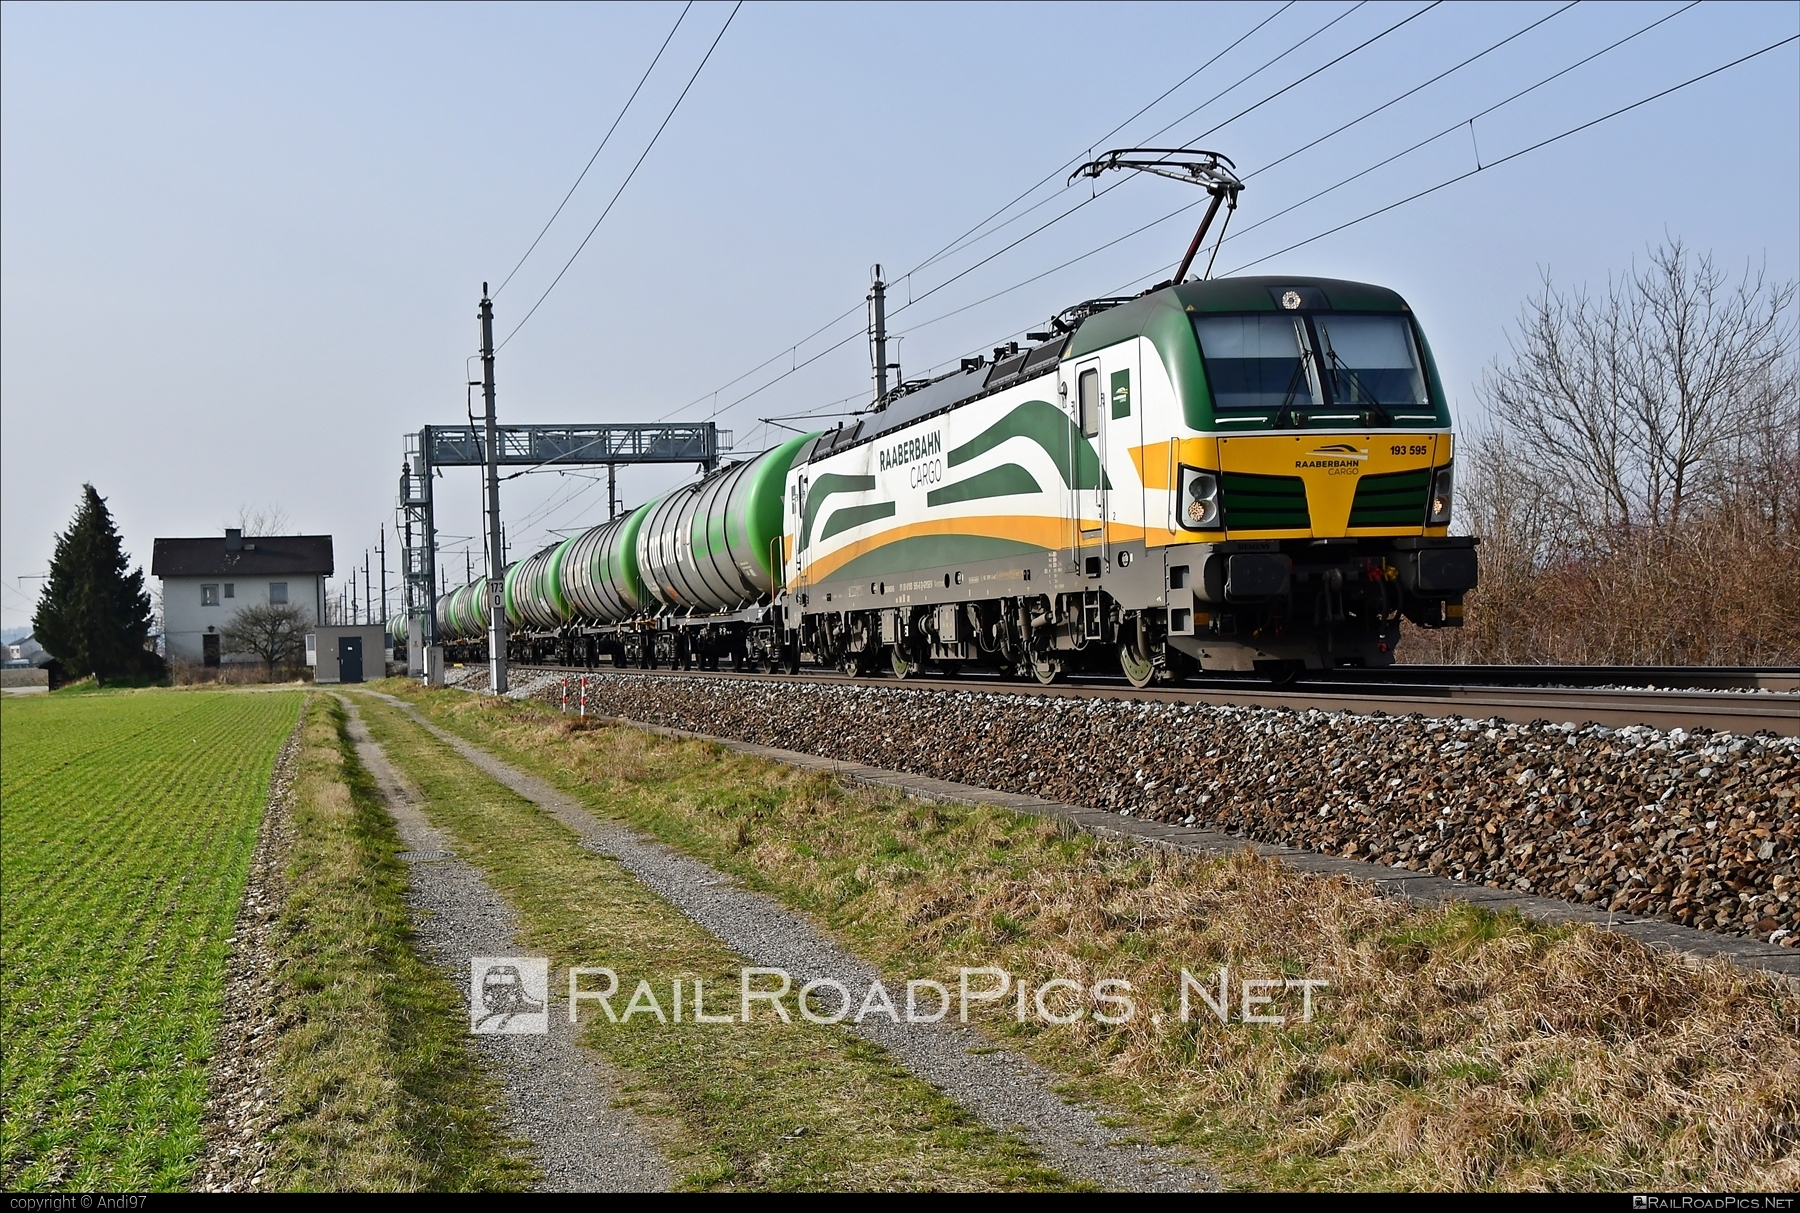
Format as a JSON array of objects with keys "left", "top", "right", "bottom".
[
  {"left": 376, "top": 679, "right": 1800, "bottom": 1191},
  {"left": 351, "top": 691, "right": 1068, "bottom": 1192},
  {"left": 256, "top": 694, "right": 535, "bottom": 1190},
  {"left": 1, "top": 689, "right": 301, "bottom": 1190}
]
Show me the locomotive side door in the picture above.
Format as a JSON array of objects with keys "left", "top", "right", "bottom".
[
  {"left": 1072, "top": 358, "right": 1106, "bottom": 577},
  {"left": 792, "top": 472, "right": 810, "bottom": 596}
]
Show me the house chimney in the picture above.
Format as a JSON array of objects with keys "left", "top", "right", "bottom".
[{"left": 225, "top": 528, "right": 243, "bottom": 551}]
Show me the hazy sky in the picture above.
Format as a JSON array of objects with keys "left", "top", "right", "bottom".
[{"left": 3, "top": 0, "right": 1795, "bottom": 630}]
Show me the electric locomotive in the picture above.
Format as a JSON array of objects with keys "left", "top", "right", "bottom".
[{"left": 779, "top": 274, "right": 1475, "bottom": 683}]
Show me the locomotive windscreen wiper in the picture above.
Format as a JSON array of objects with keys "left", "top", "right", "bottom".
[
  {"left": 1323, "top": 346, "right": 1394, "bottom": 427},
  {"left": 1271, "top": 358, "right": 1313, "bottom": 430}
]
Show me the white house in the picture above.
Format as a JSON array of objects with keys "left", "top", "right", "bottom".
[
  {"left": 3, "top": 635, "right": 51, "bottom": 669},
  {"left": 152, "top": 529, "right": 333, "bottom": 666}
]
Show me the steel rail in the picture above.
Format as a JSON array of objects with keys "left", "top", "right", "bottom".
[{"left": 499, "top": 663, "right": 1800, "bottom": 737}]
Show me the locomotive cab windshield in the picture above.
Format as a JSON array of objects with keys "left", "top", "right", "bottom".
[{"left": 1193, "top": 310, "right": 1430, "bottom": 426}]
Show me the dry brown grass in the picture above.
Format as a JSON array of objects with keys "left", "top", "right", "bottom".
[
  {"left": 1403, "top": 505, "right": 1800, "bottom": 665},
  {"left": 169, "top": 660, "right": 312, "bottom": 686},
  {"left": 396, "top": 686, "right": 1800, "bottom": 1191}
]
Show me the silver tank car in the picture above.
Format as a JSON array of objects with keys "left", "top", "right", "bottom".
[
  {"left": 560, "top": 503, "right": 652, "bottom": 624},
  {"left": 635, "top": 435, "right": 808, "bottom": 614},
  {"left": 507, "top": 541, "right": 573, "bottom": 631}
]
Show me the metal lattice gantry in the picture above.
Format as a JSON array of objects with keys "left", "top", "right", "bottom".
[
  {"left": 422, "top": 423, "right": 727, "bottom": 468},
  {"left": 396, "top": 422, "right": 731, "bottom": 662}
]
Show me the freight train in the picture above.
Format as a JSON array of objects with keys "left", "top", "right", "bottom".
[{"left": 411, "top": 275, "right": 1477, "bottom": 685}]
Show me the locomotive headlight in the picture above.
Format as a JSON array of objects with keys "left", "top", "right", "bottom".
[
  {"left": 1178, "top": 465, "right": 1220, "bottom": 530},
  {"left": 1428, "top": 463, "right": 1454, "bottom": 525}
]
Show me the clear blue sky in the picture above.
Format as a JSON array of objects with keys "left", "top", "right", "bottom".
[{"left": 3, "top": 0, "right": 1795, "bottom": 629}]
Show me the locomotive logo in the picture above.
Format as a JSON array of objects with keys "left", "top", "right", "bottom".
[
  {"left": 471, "top": 956, "right": 549, "bottom": 1034},
  {"left": 1294, "top": 443, "right": 1368, "bottom": 470},
  {"left": 879, "top": 430, "right": 942, "bottom": 471}
]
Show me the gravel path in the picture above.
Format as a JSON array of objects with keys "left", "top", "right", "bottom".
[
  {"left": 361, "top": 690, "right": 1213, "bottom": 1193},
  {"left": 338, "top": 697, "right": 669, "bottom": 1193}
]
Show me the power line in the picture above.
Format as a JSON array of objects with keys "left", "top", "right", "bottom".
[
  {"left": 684, "top": 0, "right": 1432, "bottom": 425},
  {"left": 657, "top": 1, "right": 1310, "bottom": 423},
  {"left": 889, "top": 0, "right": 1702, "bottom": 349},
  {"left": 907, "top": 1, "right": 1298, "bottom": 280},
  {"left": 494, "top": 2, "right": 693, "bottom": 298},
  {"left": 1222, "top": 31, "right": 1799, "bottom": 274},
  {"left": 499, "top": 0, "right": 744, "bottom": 351},
  {"left": 1243, "top": 0, "right": 1580, "bottom": 181},
  {"left": 657, "top": 298, "right": 867, "bottom": 421},
  {"left": 899, "top": 0, "right": 1379, "bottom": 302},
  {"left": 1214, "top": 0, "right": 1702, "bottom": 253},
  {"left": 1154, "top": 0, "right": 1442, "bottom": 149}
]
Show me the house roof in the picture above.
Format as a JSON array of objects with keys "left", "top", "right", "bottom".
[{"left": 152, "top": 535, "right": 334, "bottom": 578}]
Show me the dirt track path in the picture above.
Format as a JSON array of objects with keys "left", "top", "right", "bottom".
[
  {"left": 339, "top": 697, "right": 670, "bottom": 1193},
  {"left": 363, "top": 689, "right": 1213, "bottom": 1193}
]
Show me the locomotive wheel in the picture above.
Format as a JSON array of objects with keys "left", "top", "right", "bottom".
[
  {"left": 1118, "top": 641, "right": 1156, "bottom": 688},
  {"left": 1030, "top": 651, "right": 1064, "bottom": 685},
  {"left": 890, "top": 646, "right": 916, "bottom": 680}
]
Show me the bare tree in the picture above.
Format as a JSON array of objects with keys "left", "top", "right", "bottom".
[
  {"left": 226, "top": 504, "right": 292, "bottom": 537},
  {"left": 1479, "top": 240, "right": 1795, "bottom": 539},
  {"left": 1414, "top": 239, "right": 1800, "bottom": 666},
  {"left": 219, "top": 602, "right": 308, "bottom": 680}
]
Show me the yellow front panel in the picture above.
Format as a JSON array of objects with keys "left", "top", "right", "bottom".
[
  {"left": 1217, "top": 432, "right": 1444, "bottom": 538},
  {"left": 1128, "top": 437, "right": 1217, "bottom": 490}
]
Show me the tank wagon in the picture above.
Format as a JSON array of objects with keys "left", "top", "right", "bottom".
[
  {"left": 432, "top": 432, "right": 813, "bottom": 668},
  {"left": 435, "top": 275, "right": 1477, "bottom": 683}
]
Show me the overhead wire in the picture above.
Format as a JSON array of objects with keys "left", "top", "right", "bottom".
[
  {"left": 901, "top": 0, "right": 1382, "bottom": 282},
  {"left": 494, "top": 2, "right": 694, "bottom": 298},
  {"left": 888, "top": 0, "right": 1415, "bottom": 319},
  {"left": 1206, "top": 0, "right": 1702, "bottom": 253},
  {"left": 888, "top": 0, "right": 1700, "bottom": 351},
  {"left": 686, "top": 0, "right": 1438, "bottom": 425},
  {"left": 1149, "top": 0, "right": 1439, "bottom": 148},
  {"left": 934, "top": 12, "right": 1786, "bottom": 367},
  {"left": 657, "top": 1, "right": 1300, "bottom": 429},
  {"left": 1242, "top": 0, "right": 1579, "bottom": 181},
  {"left": 906, "top": 0, "right": 1299, "bottom": 278},
  {"left": 655, "top": 0, "right": 1332, "bottom": 424},
  {"left": 1220, "top": 31, "right": 1800, "bottom": 274},
  {"left": 498, "top": 0, "right": 744, "bottom": 351}
]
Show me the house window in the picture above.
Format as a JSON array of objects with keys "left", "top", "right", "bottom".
[
  {"left": 202, "top": 584, "right": 220, "bottom": 606},
  {"left": 223, "top": 583, "right": 235, "bottom": 599},
  {"left": 269, "top": 582, "right": 288, "bottom": 604}
]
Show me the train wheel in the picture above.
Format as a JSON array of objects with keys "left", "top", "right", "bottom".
[
  {"left": 1119, "top": 641, "right": 1156, "bottom": 688},
  {"left": 1030, "top": 651, "right": 1064, "bottom": 685},
  {"left": 890, "top": 646, "right": 915, "bottom": 680}
]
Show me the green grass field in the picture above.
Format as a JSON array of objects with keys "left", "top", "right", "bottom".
[{"left": 1, "top": 688, "right": 302, "bottom": 1190}]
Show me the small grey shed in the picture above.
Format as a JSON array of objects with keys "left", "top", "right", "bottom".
[{"left": 309, "top": 624, "right": 389, "bottom": 684}]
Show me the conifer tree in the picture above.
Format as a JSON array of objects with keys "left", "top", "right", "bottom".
[{"left": 32, "top": 485, "right": 161, "bottom": 684}]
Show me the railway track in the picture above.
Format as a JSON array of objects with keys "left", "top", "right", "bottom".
[{"left": 497, "top": 662, "right": 1800, "bottom": 737}]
